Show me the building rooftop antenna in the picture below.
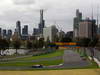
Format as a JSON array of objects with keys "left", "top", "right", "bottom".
[
  {"left": 91, "top": 0, "right": 94, "bottom": 20},
  {"left": 91, "top": 5, "right": 94, "bottom": 20},
  {"left": 97, "top": 5, "right": 99, "bottom": 27}
]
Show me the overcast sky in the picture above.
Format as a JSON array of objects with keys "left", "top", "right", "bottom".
[{"left": 0, "top": 0, "right": 99, "bottom": 34}]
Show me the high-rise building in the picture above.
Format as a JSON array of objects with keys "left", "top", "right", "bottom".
[
  {"left": 33, "top": 28, "right": 39, "bottom": 35},
  {"left": 38, "top": 9, "right": 45, "bottom": 34},
  {"left": 3, "top": 29, "right": 7, "bottom": 39},
  {"left": 0, "top": 28, "right": 2, "bottom": 37},
  {"left": 73, "top": 9, "right": 82, "bottom": 38},
  {"left": 33, "top": 9, "right": 45, "bottom": 37},
  {"left": 22, "top": 28, "right": 25, "bottom": 35},
  {"left": 8, "top": 29, "right": 12, "bottom": 39},
  {"left": 79, "top": 18, "right": 97, "bottom": 39},
  {"left": 16, "top": 21, "right": 21, "bottom": 37},
  {"left": 22, "top": 25, "right": 28, "bottom": 35},
  {"left": 43, "top": 25, "right": 58, "bottom": 42},
  {"left": 98, "top": 24, "right": 100, "bottom": 34},
  {"left": 66, "top": 31, "right": 73, "bottom": 39},
  {"left": 22, "top": 25, "right": 29, "bottom": 40}
]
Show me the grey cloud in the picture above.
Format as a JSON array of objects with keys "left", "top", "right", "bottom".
[
  {"left": 0, "top": 0, "right": 100, "bottom": 33},
  {"left": 13, "top": 0, "right": 36, "bottom": 5}
]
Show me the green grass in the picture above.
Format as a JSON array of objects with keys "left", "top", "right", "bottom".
[
  {"left": 0, "top": 55, "right": 28, "bottom": 59},
  {"left": 84, "top": 61, "right": 99, "bottom": 68},
  {"left": 0, "top": 60, "right": 63, "bottom": 66},
  {"left": 0, "top": 50, "right": 64, "bottom": 67},
  {"left": 13, "top": 50, "right": 64, "bottom": 61}
]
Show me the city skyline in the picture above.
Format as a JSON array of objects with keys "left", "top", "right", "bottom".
[{"left": 0, "top": 0, "right": 100, "bottom": 34}]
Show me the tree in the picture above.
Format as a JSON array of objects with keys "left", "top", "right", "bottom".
[
  {"left": 0, "top": 39, "right": 10, "bottom": 55},
  {"left": 45, "top": 37, "right": 50, "bottom": 48},
  {"left": 89, "top": 38, "right": 99, "bottom": 47},
  {"left": 26, "top": 40, "right": 32, "bottom": 49},
  {"left": 88, "top": 38, "right": 99, "bottom": 58},
  {"left": 79, "top": 38, "right": 91, "bottom": 57},
  {"left": 7, "top": 40, "right": 11, "bottom": 49},
  {"left": 79, "top": 38, "right": 91, "bottom": 47},
  {"left": 32, "top": 39, "right": 39, "bottom": 49},
  {"left": 61, "top": 37, "right": 72, "bottom": 43},
  {"left": 13, "top": 39, "right": 21, "bottom": 54},
  {"left": 38, "top": 38, "right": 44, "bottom": 48},
  {"left": 53, "top": 35, "right": 59, "bottom": 42}
]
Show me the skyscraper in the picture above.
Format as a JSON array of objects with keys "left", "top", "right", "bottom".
[
  {"left": 22, "top": 25, "right": 29, "bottom": 40},
  {"left": 79, "top": 18, "right": 97, "bottom": 39},
  {"left": 33, "top": 28, "right": 39, "bottom": 35},
  {"left": 38, "top": 9, "right": 45, "bottom": 34},
  {"left": 33, "top": 9, "right": 45, "bottom": 37},
  {"left": 73, "top": 9, "right": 82, "bottom": 38},
  {"left": 0, "top": 28, "right": 2, "bottom": 37},
  {"left": 43, "top": 25, "right": 58, "bottom": 42},
  {"left": 22, "top": 25, "right": 28, "bottom": 35},
  {"left": 16, "top": 21, "right": 21, "bottom": 37},
  {"left": 98, "top": 25, "right": 100, "bottom": 34},
  {"left": 8, "top": 29, "right": 12, "bottom": 39},
  {"left": 3, "top": 29, "right": 7, "bottom": 39}
]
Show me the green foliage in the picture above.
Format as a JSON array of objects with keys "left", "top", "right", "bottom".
[
  {"left": 12, "top": 39, "right": 21, "bottom": 54},
  {"left": 0, "top": 39, "right": 9, "bottom": 50},
  {"left": 13, "top": 40, "right": 21, "bottom": 49},
  {"left": 26, "top": 40, "right": 32, "bottom": 49},
  {"left": 89, "top": 38, "right": 99, "bottom": 47},
  {"left": 61, "top": 37, "right": 72, "bottom": 42},
  {"left": 32, "top": 38, "right": 45, "bottom": 49},
  {"left": 0, "top": 39, "right": 10, "bottom": 55},
  {"left": 79, "top": 38, "right": 91, "bottom": 47},
  {"left": 38, "top": 38, "right": 44, "bottom": 48},
  {"left": 53, "top": 35, "right": 59, "bottom": 42},
  {"left": 32, "top": 39, "right": 39, "bottom": 49},
  {"left": 45, "top": 37, "right": 50, "bottom": 48},
  {"left": 77, "top": 38, "right": 99, "bottom": 47}
]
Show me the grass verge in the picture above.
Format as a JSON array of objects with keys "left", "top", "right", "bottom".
[
  {"left": 13, "top": 50, "right": 64, "bottom": 61},
  {"left": 0, "top": 59, "right": 63, "bottom": 66}
]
